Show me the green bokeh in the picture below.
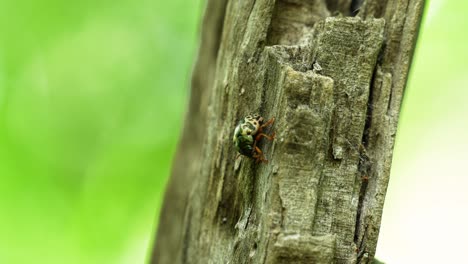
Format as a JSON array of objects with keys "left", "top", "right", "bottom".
[{"left": 0, "top": 0, "right": 203, "bottom": 263}]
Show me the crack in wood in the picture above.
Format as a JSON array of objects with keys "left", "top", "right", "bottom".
[{"left": 350, "top": 0, "right": 364, "bottom": 16}]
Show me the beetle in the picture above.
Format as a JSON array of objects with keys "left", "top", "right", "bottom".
[{"left": 232, "top": 114, "right": 275, "bottom": 163}]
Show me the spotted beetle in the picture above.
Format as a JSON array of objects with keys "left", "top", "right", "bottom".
[{"left": 232, "top": 114, "right": 275, "bottom": 163}]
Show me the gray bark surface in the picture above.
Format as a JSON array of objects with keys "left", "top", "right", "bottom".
[{"left": 151, "top": 0, "right": 424, "bottom": 263}]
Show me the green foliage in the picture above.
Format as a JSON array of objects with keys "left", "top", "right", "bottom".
[{"left": 0, "top": 0, "right": 203, "bottom": 263}]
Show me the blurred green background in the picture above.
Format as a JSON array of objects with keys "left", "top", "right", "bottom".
[
  {"left": 0, "top": 0, "right": 466, "bottom": 263},
  {"left": 0, "top": 0, "right": 203, "bottom": 263}
]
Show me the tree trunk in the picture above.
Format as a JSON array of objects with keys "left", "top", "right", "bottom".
[{"left": 151, "top": 0, "right": 424, "bottom": 263}]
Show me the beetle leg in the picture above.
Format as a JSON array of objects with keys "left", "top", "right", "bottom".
[
  {"left": 257, "top": 117, "right": 275, "bottom": 139},
  {"left": 260, "top": 117, "right": 275, "bottom": 130},
  {"left": 255, "top": 132, "right": 275, "bottom": 142},
  {"left": 249, "top": 117, "right": 275, "bottom": 163},
  {"left": 252, "top": 140, "right": 258, "bottom": 157},
  {"left": 253, "top": 146, "right": 268, "bottom": 163},
  {"left": 251, "top": 135, "right": 272, "bottom": 158}
]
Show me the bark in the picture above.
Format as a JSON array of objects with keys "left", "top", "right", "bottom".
[{"left": 151, "top": 0, "right": 424, "bottom": 263}]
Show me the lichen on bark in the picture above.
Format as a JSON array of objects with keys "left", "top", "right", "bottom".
[{"left": 151, "top": 0, "right": 425, "bottom": 263}]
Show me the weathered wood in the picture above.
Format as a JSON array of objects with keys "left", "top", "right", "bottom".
[
  {"left": 150, "top": 1, "right": 228, "bottom": 263},
  {"left": 151, "top": 0, "right": 424, "bottom": 263}
]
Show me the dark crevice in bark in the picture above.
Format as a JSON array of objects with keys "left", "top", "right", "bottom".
[
  {"left": 325, "top": 0, "right": 368, "bottom": 16},
  {"left": 362, "top": 57, "right": 380, "bottom": 148},
  {"left": 354, "top": 172, "right": 369, "bottom": 241},
  {"left": 353, "top": 38, "right": 382, "bottom": 248},
  {"left": 324, "top": 0, "right": 337, "bottom": 14},
  {"left": 386, "top": 79, "right": 394, "bottom": 115},
  {"left": 356, "top": 224, "right": 369, "bottom": 263},
  {"left": 350, "top": 0, "right": 364, "bottom": 16}
]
